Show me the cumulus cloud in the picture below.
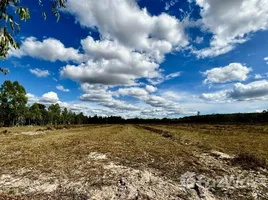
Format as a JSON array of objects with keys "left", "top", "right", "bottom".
[
  {"left": 9, "top": 37, "right": 83, "bottom": 63},
  {"left": 29, "top": 68, "right": 50, "bottom": 78},
  {"left": 200, "top": 90, "right": 230, "bottom": 102},
  {"left": 78, "top": 84, "right": 187, "bottom": 115},
  {"left": 60, "top": 57, "right": 159, "bottom": 85},
  {"left": 193, "top": 0, "right": 268, "bottom": 57},
  {"left": 117, "top": 87, "right": 149, "bottom": 99},
  {"left": 67, "top": 0, "right": 188, "bottom": 51},
  {"left": 80, "top": 93, "right": 138, "bottom": 111},
  {"left": 80, "top": 83, "right": 139, "bottom": 111},
  {"left": 117, "top": 87, "right": 185, "bottom": 114},
  {"left": 200, "top": 80, "right": 268, "bottom": 102},
  {"left": 59, "top": 0, "right": 189, "bottom": 86},
  {"left": 40, "top": 92, "right": 59, "bottom": 103},
  {"left": 230, "top": 80, "right": 268, "bottom": 100},
  {"left": 9, "top": 0, "right": 186, "bottom": 90},
  {"left": 203, "top": 63, "right": 251, "bottom": 84},
  {"left": 56, "top": 85, "right": 70, "bottom": 92}
]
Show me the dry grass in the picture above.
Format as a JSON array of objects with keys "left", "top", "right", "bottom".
[
  {"left": 145, "top": 124, "right": 268, "bottom": 162},
  {"left": 0, "top": 125, "right": 196, "bottom": 182},
  {"left": 0, "top": 124, "right": 267, "bottom": 199}
]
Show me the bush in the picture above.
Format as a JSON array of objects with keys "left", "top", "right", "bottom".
[{"left": 232, "top": 152, "right": 267, "bottom": 170}]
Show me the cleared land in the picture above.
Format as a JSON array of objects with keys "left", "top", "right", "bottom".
[{"left": 0, "top": 124, "right": 267, "bottom": 199}]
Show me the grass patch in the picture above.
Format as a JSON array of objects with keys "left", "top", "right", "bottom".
[{"left": 232, "top": 152, "right": 267, "bottom": 170}]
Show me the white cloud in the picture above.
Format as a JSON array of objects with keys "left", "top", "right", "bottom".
[
  {"left": 117, "top": 87, "right": 186, "bottom": 114},
  {"left": 29, "top": 68, "right": 50, "bottom": 78},
  {"left": 9, "top": 37, "right": 83, "bottom": 63},
  {"left": 165, "top": 72, "right": 181, "bottom": 80},
  {"left": 78, "top": 84, "right": 188, "bottom": 115},
  {"left": 193, "top": 0, "right": 268, "bottom": 57},
  {"left": 200, "top": 80, "right": 268, "bottom": 102},
  {"left": 26, "top": 93, "right": 39, "bottom": 104},
  {"left": 203, "top": 63, "right": 251, "bottom": 84},
  {"left": 162, "top": 91, "right": 194, "bottom": 102},
  {"left": 67, "top": 0, "right": 188, "bottom": 52},
  {"left": 40, "top": 92, "right": 59, "bottom": 103},
  {"left": 56, "top": 85, "right": 70, "bottom": 92},
  {"left": 148, "top": 71, "right": 181, "bottom": 85},
  {"left": 60, "top": 57, "right": 159, "bottom": 85},
  {"left": 117, "top": 87, "right": 149, "bottom": 99},
  {"left": 230, "top": 80, "right": 268, "bottom": 100},
  {"left": 165, "top": 0, "right": 179, "bottom": 11},
  {"left": 10, "top": 0, "right": 188, "bottom": 88},
  {"left": 254, "top": 74, "right": 263, "bottom": 79},
  {"left": 200, "top": 90, "right": 230, "bottom": 102},
  {"left": 145, "top": 85, "right": 158, "bottom": 93},
  {"left": 80, "top": 92, "right": 139, "bottom": 111},
  {"left": 264, "top": 57, "right": 268, "bottom": 64},
  {"left": 61, "top": 0, "right": 189, "bottom": 87},
  {"left": 194, "top": 36, "right": 204, "bottom": 44},
  {"left": 80, "top": 83, "right": 139, "bottom": 111}
]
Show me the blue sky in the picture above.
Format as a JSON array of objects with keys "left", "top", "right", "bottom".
[{"left": 1, "top": 0, "right": 268, "bottom": 118}]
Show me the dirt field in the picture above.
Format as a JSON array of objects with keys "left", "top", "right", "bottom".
[{"left": 0, "top": 124, "right": 267, "bottom": 199}]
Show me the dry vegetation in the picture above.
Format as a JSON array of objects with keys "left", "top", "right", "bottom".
[{"left": 0, "top": 124, "right": 267, "bottom": 199}]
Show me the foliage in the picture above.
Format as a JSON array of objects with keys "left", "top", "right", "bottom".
[
  {"left": 0, "top": 0, "right": 66, "bottom": 74},
  {"left": 0, "top": 80, "right": 27, "bottom": 126}
]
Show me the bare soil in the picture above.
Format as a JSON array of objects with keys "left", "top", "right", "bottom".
[{"left": 0, "top": 124, "right": 267, "bottom": 199}]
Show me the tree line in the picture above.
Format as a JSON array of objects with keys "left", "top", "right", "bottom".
[
  {"left": 1, "top": 80, "right": 268, "bottom": 127},
  {"left": 0, "top": 80, "right": 89, "bottom": 126}
]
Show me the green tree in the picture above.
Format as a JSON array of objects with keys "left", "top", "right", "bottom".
[
  {"left": 0, "top": 0, "right": 66, "bottom": 73},
  {"left": 68, "top": 110, "right": 75, "bottom": 124},
  {"left": 62, "top": 107, "right": 69, "bottom": 124},
  {"left": 0, "top": 80, "right": 28, "bottom": 126},
  {"left": 38, "top": 103, "right": 49, "bottom": 125},
  {"left": 29, "top": 103, "right": 42, "bottom": 125},
  {"left": 48, "top": 103, "right": 61, "bottom": 125}
]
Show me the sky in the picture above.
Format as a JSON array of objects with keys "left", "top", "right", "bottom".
[{"left": 1, "top": 0, "right": 268, "bottom": 118}]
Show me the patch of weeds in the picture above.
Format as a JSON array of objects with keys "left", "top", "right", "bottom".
[
  {"left": 46, "top": 126, "right": 54, "bottom": 131},
  {"left": 36, "top": 128, "right": 45, "bottom": 132},
  {"left": 1, "top": 130, "right": 9, "bottom": 134},
  {"left": 232, "top": 152, "right": 267, "bottom": 170},
  {"left": 137, "top": 125, "right": 173, "bottom": 139}
]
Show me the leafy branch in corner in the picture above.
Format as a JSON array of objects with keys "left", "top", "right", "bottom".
[{"left": 0, "top": 0, "right": 66, "bottom": 74}]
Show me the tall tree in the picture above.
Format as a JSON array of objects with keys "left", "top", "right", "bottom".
[
  {"left": 38, "top": 103, "right": 49, "bottom": 125},
  {"left": 62, "top": 107, "right": 69, "bottom": 124},
  {"left": 29, "top": 103, "right": 42, "bottom": 125},
  {"left": 48, "top": 103, "right": 61, "bottom": 125},
  {"left": 0, "top": 80, "right": 28, "bottom": 126},
  {"left": 0, "top": 0, "right": 66, "bottom": 73}
]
